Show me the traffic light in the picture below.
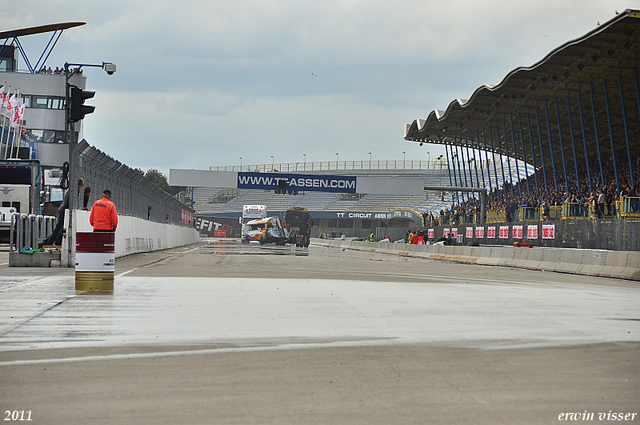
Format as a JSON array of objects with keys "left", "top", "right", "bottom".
[{"left": 69, "top": 85, "right": 95, "bottom": 122}]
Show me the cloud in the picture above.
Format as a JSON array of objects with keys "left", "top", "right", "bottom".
[{"left": 3, "top": 0, "right": 632, "bottom": 175}]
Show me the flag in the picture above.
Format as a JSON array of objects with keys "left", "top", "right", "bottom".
[
  {"left": 6, "top": 93, "right": 17, "bottom": 117},
  {"left": 11, "top": 100, "right": 25, "bottom": 128},
  {"left": 0, "top": 88, "right": 8, "bottom": 111}
]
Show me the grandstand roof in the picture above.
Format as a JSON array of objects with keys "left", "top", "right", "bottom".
[
  {"left": 404, "top": 9, "right": 640, "bottom": 173},
  {"left": 0, "top": 22, "right": 85, "bottom": 39}
]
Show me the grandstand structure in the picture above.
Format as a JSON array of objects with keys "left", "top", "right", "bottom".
[{"left": 405, "top": 9, "right": 640, "bottom": 203}]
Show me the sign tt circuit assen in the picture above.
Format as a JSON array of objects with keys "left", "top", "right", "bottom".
[{"left": 237, "top": 172, "right": 357, "bottom": 193}]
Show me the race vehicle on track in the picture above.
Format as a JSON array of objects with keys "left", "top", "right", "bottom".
[{"left": 243, "top": 216, "right": 288, "bottom": 245}]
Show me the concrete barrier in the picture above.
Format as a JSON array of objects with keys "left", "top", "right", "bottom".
[
  {"left": 9, "top": 251, "right": 61, "bottom": 267},
  {"left": 510, "top": 247, "right": 531, "bottom": 269},
  {"left": 481, "top": 246, "right": 508, "bottom": 266},
  {"left": 537, "top": 248, "right": 563, "bottom": 273},
  {"left": 558, "top": 250, "right": 586, "bottom": 274},
  {"left": 522, "top": 248, "right": 544, "bottom": 270},
  {"left": 311, "top": 239, "right": 640, "bottom": 281},
  {"left": 598, "top": 251, "right": 640, "bottom": 280},
  {"left": 75, "top": 210, "right": 199, "bottom": 259},
  {"left": 474, "top": 247, "right": 494, "bottom": 266},
  {"left": 576, "top": 250, "right": 607, "bottom": 277}
]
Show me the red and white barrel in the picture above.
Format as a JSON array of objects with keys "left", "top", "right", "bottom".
[{"left": 75, "top": 232, "right": 115, "bottom": 293}]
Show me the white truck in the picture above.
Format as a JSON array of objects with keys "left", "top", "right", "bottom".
[
  {"left": 240, "top": 204, "right": 267, "bottom": 242},
  {"left": 0, "top": 160, "right": 42, "bottom": 242}
]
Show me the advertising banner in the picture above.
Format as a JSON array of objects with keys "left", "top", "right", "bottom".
[
  {"left": 542, "top": 224, "right": 556, "bottom": 239},
  {"left": 237, "top": 172, "right": 357, "bottom": 193},
  {"left": 512, "top": 225, "right": 523, "bottom": 239}
]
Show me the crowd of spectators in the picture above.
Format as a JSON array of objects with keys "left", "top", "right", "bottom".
[
  {"left": 38, "top": 66, "right": 83, "bottom": 75},
  {"left": 424, "top": 152, "right": 639, "bottom": 225}
]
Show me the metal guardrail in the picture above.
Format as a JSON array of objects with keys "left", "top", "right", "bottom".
[
  {"left": 9, "top": 214, "right": 56, "bottom": 251},
  {"left": 619, "top": 197, "right": 640, "bottom": 219},
  {"left": 209, "top": 159, "right": 490, "bottom": 173},
  {"left": 421, "top": 199, "right": 639, "bottom": 227},
  {"left": 562, "top": 203, "right": 591, "bottom": 219}
]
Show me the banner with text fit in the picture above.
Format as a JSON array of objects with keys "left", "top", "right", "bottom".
[{"left": 237, "top": 172, "right": 357, "bottom": 193}]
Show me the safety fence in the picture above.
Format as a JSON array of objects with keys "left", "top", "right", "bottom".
[
  {"left": 75, "top": 140, "right": 194, "bottom": 226},
  {"left": 424, "top": 197, "right": 640, "bottom": 226},
  {"left": 7, "top": 140, "right": 195, "bottom": 254}
]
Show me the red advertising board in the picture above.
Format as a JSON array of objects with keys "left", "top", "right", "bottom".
[{"left": 181, "top": 209, "right": 194, "bottom": 225}]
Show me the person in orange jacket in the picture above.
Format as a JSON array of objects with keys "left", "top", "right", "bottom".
[{"left": 89, "top": 189, "right": 118, "bottom": 232}]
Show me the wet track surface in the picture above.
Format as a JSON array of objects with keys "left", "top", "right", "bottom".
[
  {"left": 0, "top": 240, "right": 639, "bottom": 424},
  {"left": 1, "top": 239, "right": 639, "bottom": 353}
]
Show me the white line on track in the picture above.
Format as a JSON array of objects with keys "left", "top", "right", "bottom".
[{"left": 0, "top": 339, "right": 392, "bottom": 367}]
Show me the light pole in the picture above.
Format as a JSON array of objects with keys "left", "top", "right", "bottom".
[
  {"left": 368, "top": 152, "right": 372, "bottom": 169},
  {"left": 402, "top": 151, "right": 406, "bottom": 169},
  {"left": 239, "top": 156, "right": 242, "bottom": 170},
  {"left": 271, "top": 155, "right": 274, "bottom": 171},
  {"left": 64, "top": 61, "right": 116, "bottom": 267},
  {"left": 335, "top": 152, "right": 339, "bottom": 169}
]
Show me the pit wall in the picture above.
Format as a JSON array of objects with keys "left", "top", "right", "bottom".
[
  {"left": 74, "top": 210, "right": 199, "bottom": 259},
  {"left": 311, "top": 239, "right": 640, "bottom": 282}
]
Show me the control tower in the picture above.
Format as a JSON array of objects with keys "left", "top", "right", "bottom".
[{"left": 0, "top": 22, "right": 89, "bottom": 167}]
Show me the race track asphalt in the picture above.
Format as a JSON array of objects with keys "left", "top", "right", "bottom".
[{"left": 1, "top": 240, "right": 638, "bottom": 424}]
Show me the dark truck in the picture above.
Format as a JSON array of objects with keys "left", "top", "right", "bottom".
[{"left": 284, "top": 207, "right": 314, "bottom": 247}]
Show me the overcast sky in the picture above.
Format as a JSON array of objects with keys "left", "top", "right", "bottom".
[{"left": 2, "top": 0, "right": 636, "bottom": 175}]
